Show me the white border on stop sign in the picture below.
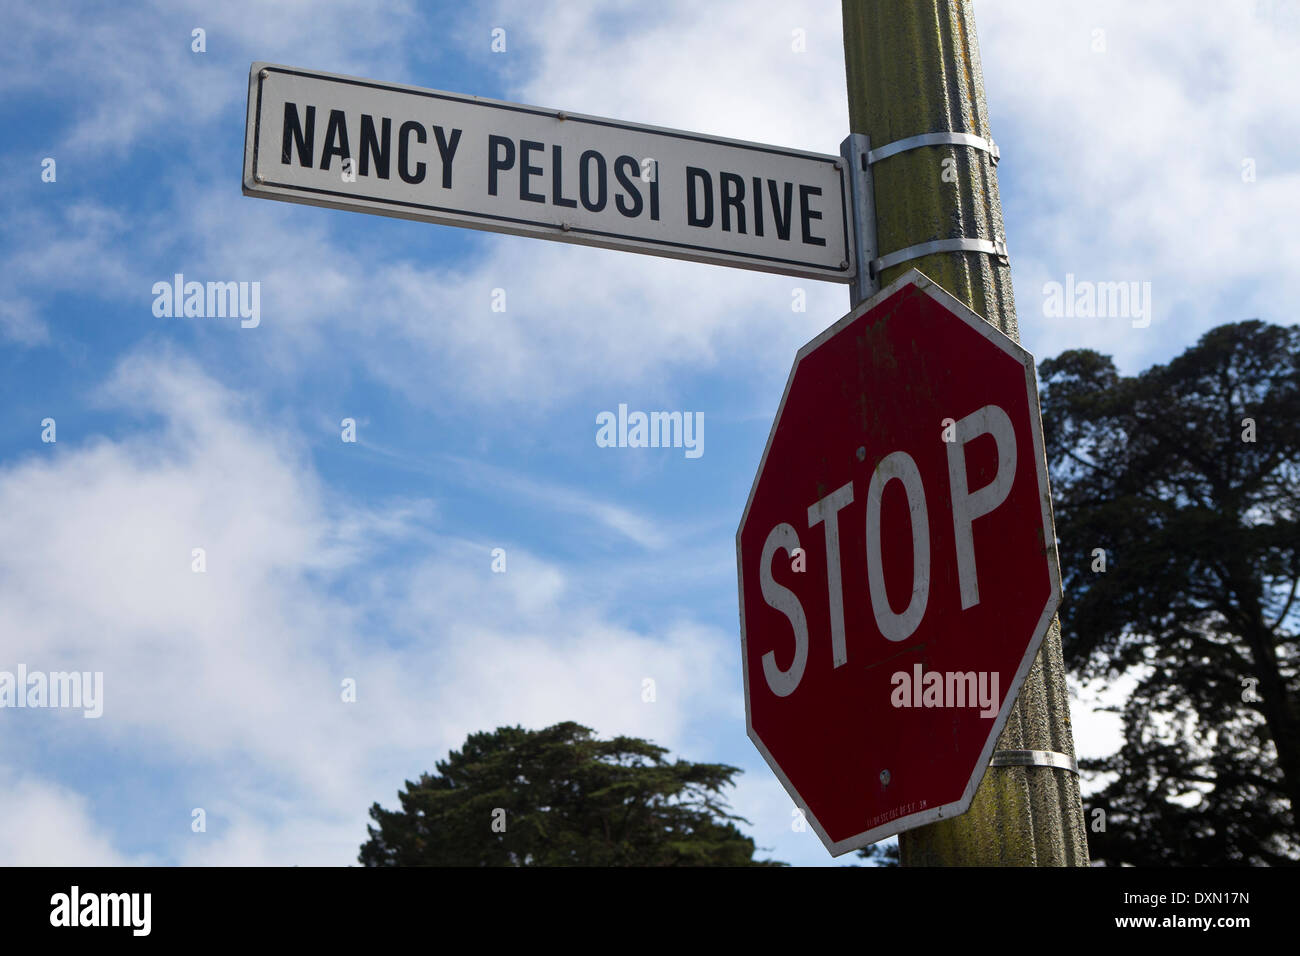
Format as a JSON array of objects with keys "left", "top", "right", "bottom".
[{"left": 735, "top": 268, "right": 1063, "bottom": 856}]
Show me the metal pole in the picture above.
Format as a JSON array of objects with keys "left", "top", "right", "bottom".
[{"left": 841, "top": 0, "right": 1090, "bottom": 865}]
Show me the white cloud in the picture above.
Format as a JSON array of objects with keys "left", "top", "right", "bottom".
[
  {"left": 975, "top": 0, "right": 1300, "bottom": 371},
  {"left": 0, "top": 349, "right": 737, "bottom": 864},
  {"left": 0, "top": 299, "right": 49, "bottom": 345},
  {"left": 0, "top": 1, "right": 424, "bottom": 153},
  {"left": 489, "top": 0, "right": 845, "bottom": 152},
  {"left": 435, "top": 454, "right": 674, "bottom": 549},
  {"left": 0, "top": 772, "right": 148, "bottom": 866},
  {"left": 0, "top": 201, "right": 139, "bottom": 346},
  {"left": 170, "top": 184, "right": 840, "bottom": 411}
]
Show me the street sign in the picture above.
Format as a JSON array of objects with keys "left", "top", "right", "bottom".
[
  {"left": 242, "top": 63, "right": 854, "bottom": 282},
  {"left": 736, "top": 270, "right": 1061, "bottom": 855}
]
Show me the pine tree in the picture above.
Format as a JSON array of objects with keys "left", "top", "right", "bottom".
[
  {"left": 359, "top": 721, "right": 784, "bottom": 866},
  {"left": 1039, "top": 321, "right": 1300, "bottom": 865}
]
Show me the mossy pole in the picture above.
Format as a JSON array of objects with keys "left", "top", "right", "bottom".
[{"left": 840, "top": 0, "right": 1090, "bottom": 865}]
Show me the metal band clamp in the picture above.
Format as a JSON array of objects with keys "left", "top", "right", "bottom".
[
  {"left": 870, "top": 236, "right": 1008, "bottom": 278},
  {"left": 866, "top": 131, "right": 1000, "bottom": 167},
  {"left": 990, "top": 749, "right": 1079, "bottom": 775}
]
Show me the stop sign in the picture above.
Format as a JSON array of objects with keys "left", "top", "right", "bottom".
[{"left": 737, "top": 270, "right": 1061, "bottom": 855}]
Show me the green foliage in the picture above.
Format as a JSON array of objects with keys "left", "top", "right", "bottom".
[
  {"left": 359, "top": 721, "right": 785, "bottom": 866},
  {"left": 1040, "top": 321, "right": 1300, "bottom": 865},
  {"left": 856, "top": 840, "right": 899, "bottom": 866}
]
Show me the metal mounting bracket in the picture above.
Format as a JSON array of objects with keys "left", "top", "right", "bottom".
[
  {"left": 840, "top": 130, "right": 1008, "bottom": 298},
  {"left": 866, "top": 130, "right": 1000, "bottom": 166},
  {"left": 870, "top": 236, "right": 1008, "bottom": 278},
  {"left": 990, "top": 749, "right": 1079, "bottom": 775},
  {"left": 839, "top": 133, "right": 879, "bottom": 304}
]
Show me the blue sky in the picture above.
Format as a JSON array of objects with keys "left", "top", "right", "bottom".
[{"left": 1, "top": 0, "right": 1297, "bottom": 867}]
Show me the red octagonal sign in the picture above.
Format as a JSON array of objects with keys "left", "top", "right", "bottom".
[{"left": 737, "top": 270, "right": 1061, "bottom": 855}]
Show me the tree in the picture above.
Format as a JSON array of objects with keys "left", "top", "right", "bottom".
[
  {"left": 856, "top": 841, "right": 899, "bottom": 866},
  {"left": 1039, "top": 320, "right": 1300, "bottom": 865},
  {"left": 359, "top": 721, "right": 784, "bottom": 866}
]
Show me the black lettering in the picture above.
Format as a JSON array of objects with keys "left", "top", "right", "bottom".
[
  {"left": 579, "top": 149, "right": 607, "bottom": 212},
  {"left": 767, "top": 180, "right": 793, "bottom": 240},
  {"left": 720, "top": 172, "right": 745, "bottom": 234},
  {"left": 359, "top": 115, "right": 390, "bottom": 179},
  {"left": 752, "top": 176, "right": 764, "bottom": 237},
  {"left": 320, "top": 109, "right": 350, "bottom": 171},
  {"left": 488, "top": 135, "right": 515, "bottom": 196},
  {"left": 686, "top": 167, "right": 713, "bottom": 227},
  {"left": 433, "top": 126, "right": 462, "bottom": 189},
  {"left": 799, "top": 184, "right": 825, "bottom": 246},
  {"left": 281, "top": 103, "right": 315, "bottom": 167},
  {"left": 613, "top": 155, "right": 643, "bottom": 218},
  {"left": 519, "top": 139, "right": 545, "bottom": 202},
  {"left": 649, "top": 174, "right": 660, "bottom": 221},
  {"left": 398, "top": 121, "right": 427, "bottom": 184},
  {"left": 552, "top": 145, "right": 577, "bottom": 208}
]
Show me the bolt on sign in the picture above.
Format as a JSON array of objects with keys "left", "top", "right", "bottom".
[
  {"left": 242, "top": 63, "right": 854, "bottom": 282},
  {"left": 736, "top": 271, "right": 1062, "bottom": 855}
]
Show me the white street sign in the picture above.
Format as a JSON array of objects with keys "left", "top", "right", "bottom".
[{"left": 243, "top": 63, "right": 855, "bottom": 282}]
